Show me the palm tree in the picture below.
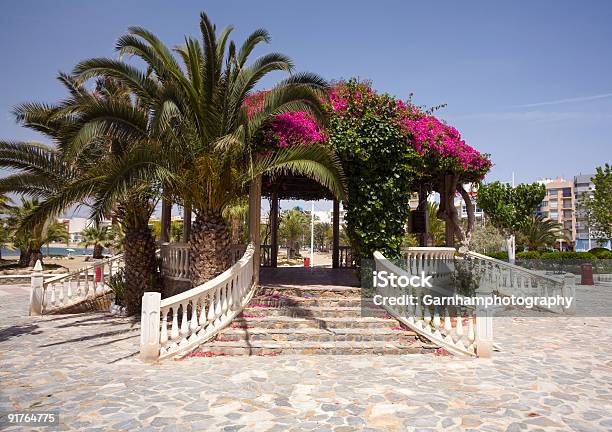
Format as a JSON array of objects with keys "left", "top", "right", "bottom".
[
  {"left": 8, "top": 198, "right": 68, "bottom": 266},
  {"left": 223, "top": 199, "right": 249, "bottom": 244},
  {"left": 80, "top": 226, "right": 114, "bottom": 259},
  {"left": 0, "top": 75, "right": 160, "bottom": 313},
  {"left": 519, "top": 215, "right": 570, "bottom": 251},
  {"left": 427, "top": 202, "right": 446, "bottom": 246},
  {"left": 279, "top": 208, "right": 308, "bottom": 258},
  {"left": 71, "top": 11, "right": 345, "bottom": 286}
]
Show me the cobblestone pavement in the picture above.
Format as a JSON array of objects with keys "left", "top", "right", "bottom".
[{"left": 1, "top": 284, "right": 612, "bottom": 431}]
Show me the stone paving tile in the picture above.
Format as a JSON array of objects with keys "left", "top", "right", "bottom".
[{"left": 1, "top": 285, "right": 612, "bottom": 431}]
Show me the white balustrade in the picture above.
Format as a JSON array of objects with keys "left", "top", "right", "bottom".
[
  {"left": 465, "top": 251, "right": 576, "bottom": 314},
  {"left": 374, "top": 251, "right": 487, "bottom": 357},
  {"left": 161, "top": 243, "right": 247, "bottom": 282},
  {"left": 160, "top": 243, "right": 190, "bottom": 281},
  {"left": 402, "top": 247, "right": 456, "bottom": 277},
  {"left": 140, "top": 243, "right": 256, "bottom": 362},
  {"left": 30, "top": 253, "right": 124, "bottom": 315}
]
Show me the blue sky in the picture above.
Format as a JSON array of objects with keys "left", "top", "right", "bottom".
[{"left": 1, "top": 1, "right": 611, "bottom": 213}]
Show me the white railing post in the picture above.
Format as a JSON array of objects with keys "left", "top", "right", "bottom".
[
  {"left": 140, "top": 292, "right": 162, "bottom": 362},
  {"left": 475, "top": 306, "right": 494, "bottom": 358},
  {"left": 29, "top": 260, "right": 44, "bottom": 316},
  {"left": 563, "top": 274, "right": 576, "bottom": 314}
]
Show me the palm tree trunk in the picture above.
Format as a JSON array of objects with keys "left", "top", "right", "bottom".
[
  {"left": 19, "top": 249, "right": 29, "bottom": 267},
  {"left": 189, "top": 209, "right": 231, "bottom": 287},
  {"left": 93, "top": 244, "right": 103, "bottom": 259},
  {"left": 123, "top": 228, "right": 158, "bottom": 315},
  {"left": 28, "top": 249, "right": 43, "bottom": 267}
]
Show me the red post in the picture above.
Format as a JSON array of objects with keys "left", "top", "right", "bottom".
[
  {"left": 303, "top": 257, "right": 310, "bottom": 268},
  {"left": 95, "top": 265, "right": 102, "bottom": 282},
  {"left": 581, "top": 263, "right": 594, "bottom": 285}
]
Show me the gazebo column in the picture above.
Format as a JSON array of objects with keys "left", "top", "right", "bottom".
[
  {"left": 332, "top": 199, "right": 340, "bottom": 269},
  {"left": 182, "top": 202, "right": 192, "bottom": 242},
  {"left": 417, "top": 184, "right": 430, "bottom": 247},
  {"left": 160, "top": 194, "right": 171, "bottom": 243},
  {"left": 270, "top": 191, "right": 278, "bottom": 268},
  {"left": 248, "top": 176, "right": 262, "bottom": 285}
]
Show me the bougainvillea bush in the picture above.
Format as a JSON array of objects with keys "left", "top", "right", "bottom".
[{"left": 249, "top": 78, "right": 491, "bottom": 262}]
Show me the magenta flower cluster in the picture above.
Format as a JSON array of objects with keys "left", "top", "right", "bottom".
[
  {"left": 271, "top": 111, "right": 326, "bottom": 147},
  {"left": 398, "top": 115, "right": 490, "bottom": 174}
]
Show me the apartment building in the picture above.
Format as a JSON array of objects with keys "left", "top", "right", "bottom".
[{"left": 536, "top": 178, "right": 576, "bottom": 248}]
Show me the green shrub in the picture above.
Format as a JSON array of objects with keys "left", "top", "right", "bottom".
[
  {"left": 516, "top": 251, "right": 541, "bottom": 259},
  {"left": 540, "top": 251, "right": 597, "bottom": 261},
  {"left": 485, "top": 251, "right": 508, "bottom": 260},
  {"left": 589, "top": 247, "right": 612, "bottom": 259},
  {"left": 108, "top": 269, "right": 126, "bottom": 306}
]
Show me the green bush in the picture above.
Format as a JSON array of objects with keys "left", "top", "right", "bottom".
[
  {"left": 589, "top": 247, "right": 612, "bottom": 259},
  {"left": 485, "top": 251, "right": 508, "bottom": 260},
  {"left": 516, "top": 251, "right": 541, "bottom": 259},
  {"left": 540, "top": 251, "right": 597, "bottom": 261}
]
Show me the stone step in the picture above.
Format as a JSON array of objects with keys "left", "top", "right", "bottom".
[
  {"left": 242, "top": 305, "right": 388, "bottom": 319},
  {"left": 218, "top": 327, "right": 417, "bottom": 343},
  {"left": 250, "top": 295, "right": 370, "bottom": 308},
  {"left": 232, "top": 315, "right": 400, "bottom": 330},
  {"left": 194, "top": 340, "right": 426, "bottom": 356},
  {"left": 258, "top": 285, "right": 362, "bottom": 297}
]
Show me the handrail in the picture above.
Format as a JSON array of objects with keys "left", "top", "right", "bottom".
[
  {"left": 463, "top": 250, "right": 576, "bottom": 314},
  {"left": 39, "top": 253, "right": 124, "bottom": 314},
  {"left": 374, "top": 250, "right": 491, "bottom": 357},
  {"left": 465, "top": 250, "right": 562, "bottom": 283},
  {"left": 160, "top": 244, "right": 254, "bottom": 308},
  {"left": 140, "top": 243, "right": 257, "bottom": 361},
  {"left": 44, "top": 253, "right": 124, "bottom": 285}
]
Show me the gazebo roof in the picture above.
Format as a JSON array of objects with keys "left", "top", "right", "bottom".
[{"left": 262, "top": 174, "right": 335, "bottom": 201}]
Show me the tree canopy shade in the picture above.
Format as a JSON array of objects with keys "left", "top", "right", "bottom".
[
  {"left": 579, "top": 163, "right": 612, "bottom": 241},
  {"left": 476, "top": 181, "right": 545, "bottom": 262}
]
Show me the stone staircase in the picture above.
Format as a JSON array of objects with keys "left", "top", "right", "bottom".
[{"left": 191, "top": 283, "right": 433, "bottom": 356}]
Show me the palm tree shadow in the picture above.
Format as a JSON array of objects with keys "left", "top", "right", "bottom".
[{"left": 0, "top": 324, "right": 43, "bottom": 343}]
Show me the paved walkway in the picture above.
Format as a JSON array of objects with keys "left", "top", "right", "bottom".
[{"left": 1, "top": 283, "right": 612, "bottom": 431}]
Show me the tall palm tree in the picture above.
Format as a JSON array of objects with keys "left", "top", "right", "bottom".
[
  {"left": 0, "top": 75, "right": 160, "bottom": 313},
  {"left": 80, "top": 225, "right": 114, "bottom": 259},
  {"left": 70, "top": 11, "right": 345, "bottom": 286},
  {"left": 519, "top": 215, "right": 570, "bottom": 251}
]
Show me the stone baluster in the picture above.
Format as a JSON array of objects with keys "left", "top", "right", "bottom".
[
  {"left": 207, "top": 289, "right": 216, "bottom": 330},
  {"left": 197, "top": 295, "right": 207, "bottom": 330},
  {"left": 170, "top": 307, "right": 179, "bottom": 341},
  {"left": 454, "top": 315, "right": 464, "bottom": 348},
  {"left": 179, "top": 302, "right": 190, "bottom": 340},
  {"left": 160, "top": 309, "right": 169, "bottom": 347},
  {"left": 432, "top": 306, "right": 442, "bottom": 338},
  {"left": 66, "top": 278, "right": 72, "bottom": 301},
  {"left": 467, "top": 314, "right": 475, "bottom": 350},
  {"left": 189, "top": 300, "right": 199, "bottom": 333},
  {"left": 58, "top": 282, "right": 64, "bottom": 305}
]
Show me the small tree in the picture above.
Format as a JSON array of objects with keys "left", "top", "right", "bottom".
[
  {"left": 279, "top": 207, "right": 309, "bottom": 258},
  {"left": 469, "top": 222, "right": 505, "bottom": 254},
  {"left": 580, "top": 164, "right": 612, "bottom": 242},
  {"left": 80, "top": 226, "right": 114, "bottom": 259},
  {"left": 314, "top": 222, "right": 332, "bottom": 251},
  {"left": 476, "top": 181, "right": 545, "bottom": 263}
]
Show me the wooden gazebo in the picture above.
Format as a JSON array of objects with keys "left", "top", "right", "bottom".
[{"left": 250, "top": 173, "right": 345, "bottom": 270}]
